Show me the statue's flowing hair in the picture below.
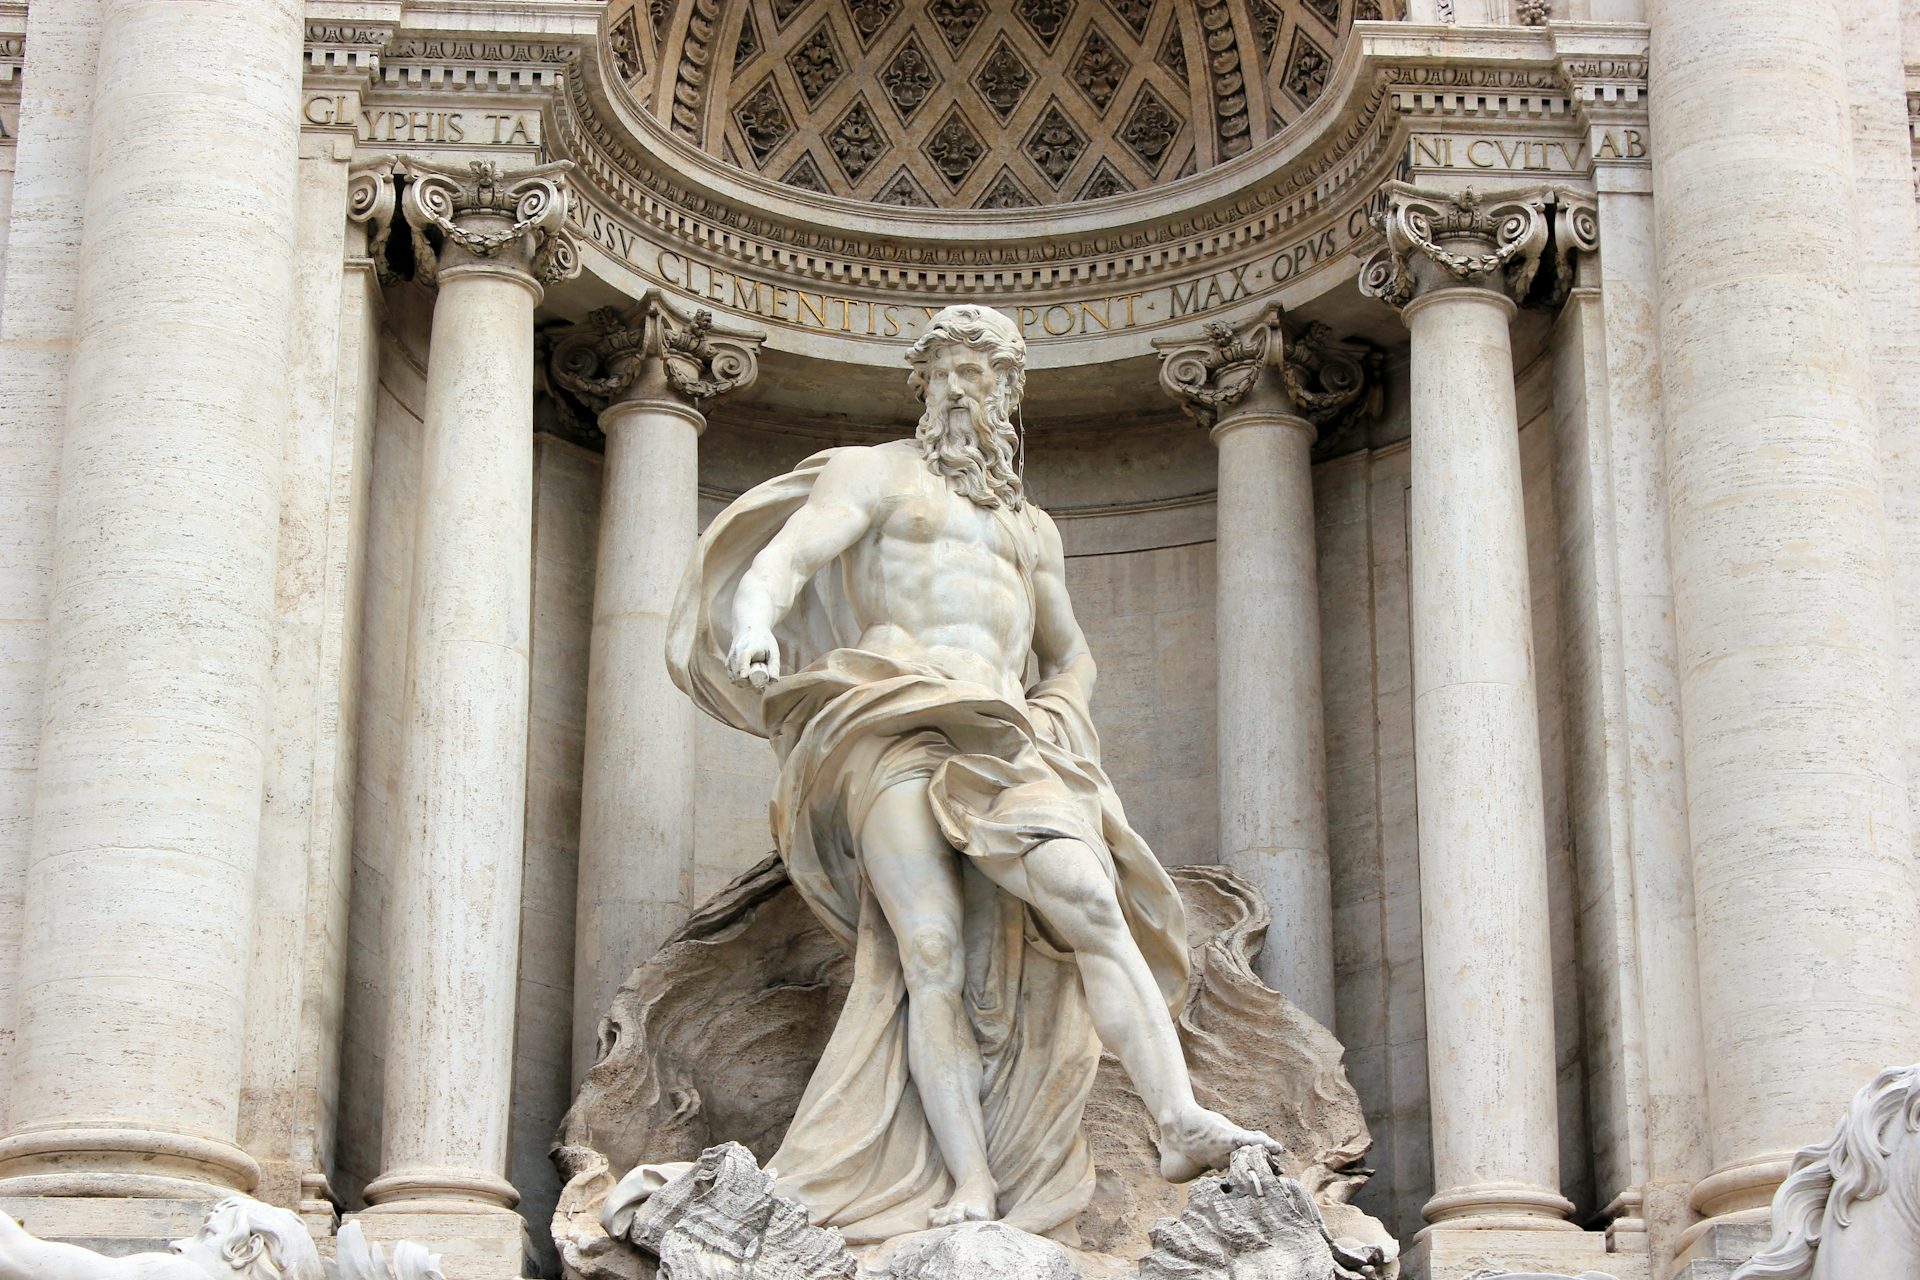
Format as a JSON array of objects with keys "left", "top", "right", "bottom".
[
  {"left": 905, "top": 304, "right": 1027, "bottom": 510},
  {"left": 187, "top": 1197, "right": 326, "bottom": 1280},
  {"left": 1734, "top": 1063, "right": 1920, "bottom": 1280}
]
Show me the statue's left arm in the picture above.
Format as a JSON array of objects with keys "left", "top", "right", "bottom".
[{"left": 1030, "top": 508, "right": 1096, "bottom": 703}]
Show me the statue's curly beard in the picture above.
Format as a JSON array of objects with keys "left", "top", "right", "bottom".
[{"left": 916, "top": 387, "right": 1024, "bottom": 510}]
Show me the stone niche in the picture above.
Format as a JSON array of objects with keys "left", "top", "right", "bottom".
[{"left": 550, "top": 855, "right": 1397, "bottom": 1278}]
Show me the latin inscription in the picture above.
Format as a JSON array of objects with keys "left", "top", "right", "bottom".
[
  {"left": 302, "top": 94, "right": 541, "bottom": 147},
  {"left": 1408, "top": 128, "right": 1646, "bottom": 173},
  {"left": 574, "top": 187, "right": 1392, "bottom": 343}
]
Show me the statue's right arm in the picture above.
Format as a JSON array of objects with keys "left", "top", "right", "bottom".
[{"left": 728, "top": 451, "right": 883, "bottom": 682}]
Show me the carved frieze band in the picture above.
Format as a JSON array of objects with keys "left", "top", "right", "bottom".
[
  {"left": 348, "top": 155, "right": 583, "bottom": 287},
  {"left": 1154, "top": 303, "right": 1383, "bottom": 433},
  {"left": 548, "top": 290, "right": 764, "bottom": 414},
  {"left": 1357, "top": 179, "right": 1596, "bottom": 310}
]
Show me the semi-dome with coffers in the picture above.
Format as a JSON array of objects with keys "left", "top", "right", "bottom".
[{"left": 602, "top": 0, "right": 1396, "bottom": 207}]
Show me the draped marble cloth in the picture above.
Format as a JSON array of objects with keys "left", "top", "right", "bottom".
[{"left": 665, "top": 447, "right": 1188, "bottom": 1244}]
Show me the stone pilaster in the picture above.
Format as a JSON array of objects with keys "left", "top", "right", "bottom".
[
  {"left": 1358, "top": 181, "right": 1594, "bottom": 1239},
  {"left": 548, "top": 295, "right": 762, "bottom": 1088},
  {"left": 348, "top": 156, "right": 579, "bottom": 1277},
  {"left": 0, "top": 0, "right": 305, "bottom": 1210},
  {"left": 1646, "top": 0, "right": 1920, "bottom": 1261},
  {"left": 1154, "top": 306, "right": 1380, "bottom": 1030}
]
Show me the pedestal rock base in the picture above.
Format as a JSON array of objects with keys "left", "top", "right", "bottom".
[{"left": 551, "top": 856, "right": 1397, "bottom": 1279}]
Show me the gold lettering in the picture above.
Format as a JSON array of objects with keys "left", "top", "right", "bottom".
[
  {"left": 1120, "top": 293, "right": 1141, "bottom": 327},
  {"left": 707, "top": 266, "right": 730, "bottom": 302},
  {"left": 1168, "top": 280, "right": 1201, "bottom": 317},
  {"left": 1078, "top": 299, "right": 1111, "bottom": 332},
  {"left": 1016, "top": 306, "right": 1040, "bottom": 335},
  {"left": 657, "top": 249, "right": 687, "bottom": 287},
  {"left": 1595, "top": 130, "right": 1621, "bottom": 160},
  {"left": 731, "top": 277, "right": 765, "bottom": 314},
  {"left": 1041, "top": 304, "right": 1074, "bottom": 337},
  {"left": 1410, "top": 136, "right": 1448, "bottom": 168},
  {"left": 303, "top": 94, "right": 342, "bottom": 127},
  {"left": 445, "top": 112, "right": 465, "bottom": 143},
  {"left": 1466, "top": 138, "right": 1499, "bottom": 168},
  {"left": 796, "top": 291, "right": 829, "bottom": 327},
  {"left": 1625, "top": 128, "right": 1646, "bottom": 159},
  {"left": 882, "top": 304, "right": 903, "bottom": 337},
  {"left": 772, "top": 286, "right": 795, "bottom": 321},
  {"left": 505, "top": 115, "right": 534, "bottom": 146}
]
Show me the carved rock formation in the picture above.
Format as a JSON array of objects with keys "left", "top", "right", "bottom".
[
  {"left": 553, "top": 856, "right": 1394, "bottom": 1278},
  {"left": 870, "top": 1221, "right": 1078, "bottom": 1279},
  {"left": 602, "top": 1142, "right": 858, "bottom": 1280},
  {"left": 1137, "top": 1146, "right": 1394, "bottom": 1280}
]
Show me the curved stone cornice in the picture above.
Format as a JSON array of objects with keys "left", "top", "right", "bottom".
[{"left": 554, "top": 23, "right": 1578, "bottom": 280}]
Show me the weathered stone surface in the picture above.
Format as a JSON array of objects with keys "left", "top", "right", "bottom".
[
  {"left": 553, "top": 857, "right": 1390, "bottom": 1277},
  {"left": 871, "top": 1222, "right": 1078, "bottom": 1279}
]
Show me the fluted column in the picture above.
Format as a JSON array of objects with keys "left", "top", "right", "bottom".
[
  {"left": 548, "top": 298, "right": 762, "bottom": 1086},
  {"left": 350, "top": 159, "right": 579, "bottom": 1227},
  {"left": 1647, "top": 0, "right": 1920, "bottom": 1243},
  {"left": 0, "top": 0, "right": 303, "bottom": 1199},
  {"left": 1359, "top": 182, "right": 1595, "bottom": 1232},
  {"left": 1155, "top": 308, "right": 1380, "bottom": 1028}
]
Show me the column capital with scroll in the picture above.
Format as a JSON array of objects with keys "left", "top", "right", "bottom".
[
  {"left": 348, "top": 154, "right": 582, "bottom": 291},
  {"left": 1356, "top": 180, "right": 1597, "bottom": 314},
  {"left": 1153, "top": 303, "right": 1383, "bottom": 440},
  {"left": 547, "top": 290, "right": 765, "bottom": 429}
]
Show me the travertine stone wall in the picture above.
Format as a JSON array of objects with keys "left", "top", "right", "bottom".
[
  {"left": 514, "top": 436, "right": 598, "bottom": 1278},
  {"left": 337, "top": 287, "right": 434, "bottom": 1210},
  {"left": 0, "top": 0, "right": 101, "bottom": 1130}
]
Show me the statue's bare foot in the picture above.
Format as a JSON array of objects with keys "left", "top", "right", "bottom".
[
  {"left": 929, "top": 1176, "right": 997, "bottom": 1227},
  {"left": 1157, "top": 1106, "right": 1286, "bottom": 1183}
]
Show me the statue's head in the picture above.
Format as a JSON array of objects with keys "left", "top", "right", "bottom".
[
  {"left": 904, "top": 304, "right": 1027, "bottom": 509},
  {"left": 169, "top": 1196, "right": 324, "bottom": 1280}
]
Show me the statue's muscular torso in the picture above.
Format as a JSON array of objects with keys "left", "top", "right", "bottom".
[{"left": 839, "top": 441, "right": 1039, "bottom": 704}]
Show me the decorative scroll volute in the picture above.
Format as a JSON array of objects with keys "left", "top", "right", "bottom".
[
  {"left": 1358, "top": 180, "right": 1595, "bottom": 311},
  {"left": 548, "top": 291, "right": 765, "bottom": 416},
  {"left": 1154, "top": 304, "right": 1381, "bottom": 434},
  {"left": 347, "top": 155, "right": 582, "bottom": 288}
]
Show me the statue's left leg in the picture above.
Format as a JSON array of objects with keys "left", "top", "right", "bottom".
[{"left": 978, "top": 838, "right": 1284, "bottom": 1182}]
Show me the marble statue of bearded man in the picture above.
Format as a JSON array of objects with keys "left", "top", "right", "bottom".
[{"left": 666, "top": 304, "right": 1278, "bottom": 1244}]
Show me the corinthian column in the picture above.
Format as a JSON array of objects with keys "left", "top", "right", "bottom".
[
  {"left": 349, "top": 159, "right": 578, "bottom": 1260},
  {"left": 1359, "top": 182, "right": 1595, "bottom": 1233},
  {"left": 1154, "top": 308, "right": 1380, "bottom": 1028},
  {"left": 0, "top": 0, "right": 304, "bottom": 1200},
  {"left": 548, "top": 297, "right": 762, "bottom": 1086},
  {"left": 1647, "top": 0, "right": 1920, "bottom": 1247}
]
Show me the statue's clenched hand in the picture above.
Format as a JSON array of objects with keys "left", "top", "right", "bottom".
[{"left": 728, "top": 624, "right": 780, "bottom": 689}]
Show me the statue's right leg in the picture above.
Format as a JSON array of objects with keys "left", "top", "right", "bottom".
[{"left": 860, "top": 777, "right": 998, "bottom": 1227}]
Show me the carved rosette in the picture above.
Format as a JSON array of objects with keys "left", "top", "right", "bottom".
[
  {"left": 1358, "top": 180, "right": 1596, "bottom": 311},
  {"left": 1154, "top": 304, "right": 1382, "bottom": 434},
  {"left": 548, "top": 291, "right": 764, "bottom": 417},
  {"left": 347, "top": 155, "right": 582, "bottom": 289}
]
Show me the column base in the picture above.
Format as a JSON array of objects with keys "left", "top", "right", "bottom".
[
  {"left": 1670, "top": 1222, "right": 1772, "bottom": 1280},
  {"left": 347, "top": 1205, "right": 531, "bottom": 1280},
  {"left": 0, "top": 1124, "right": 261, "bottom": 1198},
  {"left": 0, "top": 1195, "right": 224, "bottom": 1258},
  {"left": 1419, "top": 1181, "right": 1579, "bottom": 1233},
  {"left": 362, "top": 1165, "right": 520, "bottom": 1211},
  {"left": 1405, "top": 1227, "right": 1644, "bottom": 1280}
]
